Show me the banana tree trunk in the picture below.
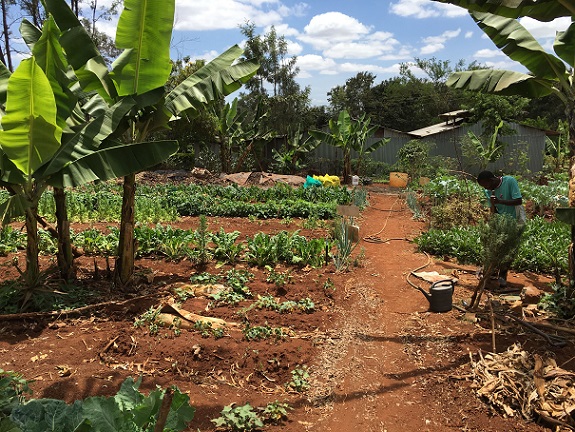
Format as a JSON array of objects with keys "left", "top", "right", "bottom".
[
  {"left": 24, "top": 206, "right": 40, "bottom": 288},
  {"left": 54, "top": 187, "right": 75, "bottom": 281},
  {"left": 115, "top": 173, "right": 136, "bottom": 290}
]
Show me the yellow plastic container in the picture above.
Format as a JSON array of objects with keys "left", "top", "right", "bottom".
[{"left": 389, "top": 172, "right": 409, "bottom": 188}]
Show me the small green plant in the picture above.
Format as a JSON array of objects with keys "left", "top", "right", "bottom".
[
  {"left": 0, "top": 369, "right": 32, "bottom": 417},
  {"left": 297, "top": 297, "right": 315, "bottom": 313},
  {"left": 286, "top": 366, "right": 310, "bottom": 392},
  {"left": 190, "top": 272, "right": 220, "bottom": 285},
  {"left": 243, "top": 323, "right": 287, "bottom": 341},
  {"left": 265, "top": 266, "right": 292, "bottom": 287},
  {"left": 134, "top": 306, "right": 162, "bottom": 335},
  {"left": 332, "top": 216, "right": 358, "bottom": 271},
  {"left": 277, "top": 300, "right": 298, "bottom": 314},
  {"left": 259, "top": 401, "right": 291, "bottom": 424},
  {"left": 190, "top": 215, "right": 213, "bottom": 266},
  {"left": 211, "top": 403, "right": 263, "bottom": 431},
  {"left": 212, "top": 228, "right": 245, "bottom": 264},
  {"left": 539, "top": 283, "right": 575, "bottom": 319},
  {"left": 194, "top": 320, "right": 214, "bottom": 338}
]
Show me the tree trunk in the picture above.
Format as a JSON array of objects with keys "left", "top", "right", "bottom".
[
  {"left": 343, "top": 150, "right": 351, "bottom": 185},
  {"left": 54, "top": 187, "right": 75, "bottom": 281},
  {"left": 115, "top": 173, "right": 136, "bottom": 290},
  {"left": 24, "top": 206, "right": 40, "bottom": 288},
  {"left": 1, "top": 0, "right": 13, "bottom": 71},
  {"left": 568, "top": 111, "right": 575, "bottom": 299}
]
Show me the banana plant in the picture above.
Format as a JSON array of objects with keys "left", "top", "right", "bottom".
[
  {"left": 0, "top": 14, "right": 179, "bottom": 295},
  {"left": 431, "top": 0, "right": 575, "bottom": 292},
  {"left": 464, "top": 120, "right": 505, "bottom": 170},
  {"left": 310, "top": 110, "right": 387, "bottom": 184},
  {"left": 44, "top": 0, "right": 258, "bottom": 289}
]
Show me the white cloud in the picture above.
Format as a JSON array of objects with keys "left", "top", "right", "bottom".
[
  {"left": 339, "top": 62, "right": 400, "bottom": 75},
  {"left": 389, "top": 0, "right": 467, "bottom": 19},
  {"left": 174, "top": 0, "right": 305, "bottom": 31},
  {"left": 473, "top": 48, "right": 505, "bottom": 59},
  {"left": 465, "top": 31, "right": 473, "bottom": 39},
  {"left": 286, "top": 40, "right": 303, "bottom": 55},
  {"left": 379, "top": 46, "right": 413, "bottom": 61},
  {"left": 296, "top": 54, "right": 338, "bottom": 74},
  {"left": 519, "top": 16, "right": 571, "bottom": 39},
  {"left": 299, "top": 12, "right": 371, "bottom": 50},
  {"left": 266, "top": 23, "right": 300, "bottom": 37},
  {"left": 420, "top": 28, "right": 460, "bottom": 55},
  {"left": 323, "top": 41, "right": 396, "bottom": 59},
  {"left": 420, "top": 43, "right": 444, "bottom": 55}
]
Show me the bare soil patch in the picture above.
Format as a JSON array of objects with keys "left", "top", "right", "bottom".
[{"left": 0, "top": 184, "right": 572, "bottom": 431}]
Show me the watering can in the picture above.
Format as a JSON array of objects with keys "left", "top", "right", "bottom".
[{"left": 417, "top": 279, "right": 454, "bottom": 312}]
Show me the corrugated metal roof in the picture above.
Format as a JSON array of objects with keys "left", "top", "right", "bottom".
[{"left": 408, "top": 121, "right": 463, "bottom": 138}]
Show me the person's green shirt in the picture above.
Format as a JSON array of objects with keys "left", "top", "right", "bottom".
[{"left": 482, "top": 176, "right": 522, "bottom": 219}]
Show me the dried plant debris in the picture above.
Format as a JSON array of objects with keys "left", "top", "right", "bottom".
[{"left": 470, "top": 343, "right": 575, "bottom": 429}]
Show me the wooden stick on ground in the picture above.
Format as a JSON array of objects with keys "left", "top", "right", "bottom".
[{"left": 488, "top": 293, "right": 496, "bottom": 353}]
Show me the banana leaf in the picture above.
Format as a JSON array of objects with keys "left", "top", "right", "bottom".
[
  {"left": 43, "top": 0, "right": 115, "bottom": 101},
  {"left": 0, "top": 58, "right": 62, "bottom": 177},
  {"left": 446, "top": 69, "right": 555, "bottom": 97},
  {"left": 471, "top": 11, "right": 566, "bottom": 79},
  {"left": 47, "top": 139, "right": 178, "bottom": 188},
  {"left": 430, "top": 0, "right": 574, "bottom": 21},
  {"left": 110, "top": 0, "right": 174, "bottom": 96},
  {"left": 165, "top": 45, "right": 259, "bottom": 116}
]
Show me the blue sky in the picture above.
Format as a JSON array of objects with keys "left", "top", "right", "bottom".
[{"left": 14, "top": 0, "right": 571, "bottom": 106}]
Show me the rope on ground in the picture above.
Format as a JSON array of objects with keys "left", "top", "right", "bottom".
[{"left": 363, "top": 194, "right": 411, "bottom": 244}]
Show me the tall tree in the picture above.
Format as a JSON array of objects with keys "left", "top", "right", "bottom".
[
  {"left": 328, "top": 72, "right": 376, "bottom": 118},
  {"left": 431, "top": 0, "right": 575, "bottom": 296},
  {"left": 238, "top": 22, "right": 310, "bottom": 136}
]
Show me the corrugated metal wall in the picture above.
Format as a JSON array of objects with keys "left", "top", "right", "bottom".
[{"left": 308, "top": 122, "right": 546, "bottom": 175}]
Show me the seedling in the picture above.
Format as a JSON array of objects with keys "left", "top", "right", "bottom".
[{"left": 286, "top": 366, "right": 310, "bottom": 392}]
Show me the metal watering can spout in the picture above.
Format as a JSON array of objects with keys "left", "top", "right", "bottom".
[{"left": 418, "top": 279, "right": 454, "bottom": 313}]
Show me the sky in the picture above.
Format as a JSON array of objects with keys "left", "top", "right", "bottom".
[{"left": 12, "top": 0, "right": 572, "bottom": 107}]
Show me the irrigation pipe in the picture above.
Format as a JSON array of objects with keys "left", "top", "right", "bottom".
[
  {"left": 363, "top": 195, "right": 411, "bottom": 244},
  {"left": 405, "top": 251, "right": 433, "bottom": 291}
]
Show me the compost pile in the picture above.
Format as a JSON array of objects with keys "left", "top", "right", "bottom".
[{"left": 470, "top": 343, "right": 575, "bottom": 429}]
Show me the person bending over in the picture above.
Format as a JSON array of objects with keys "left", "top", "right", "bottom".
[{"left": 476, "top": 170, "right": 523, "bottom": 287}]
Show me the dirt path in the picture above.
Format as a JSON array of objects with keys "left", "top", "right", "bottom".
[{"left": 301, "top": 191, "right": 550, "bottom": 432}]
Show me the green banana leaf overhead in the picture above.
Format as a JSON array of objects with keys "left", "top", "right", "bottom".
[
  {"left": 555, "top": 23, "right": 575, "bottom": 67},
  {"left": 444, "top": 10, "right": 572, "bottom": 99},
  {"left": 471, "top": 11, "right": 567, "bottom": 79},
  {"left": 0, "top": 62, "right": 10, "bottom": 111},
  {"left": 431, "top": 0, "right": 574, "bottom": 21},
  {"left": 43, "top": 0, "right": 115, "bottom": 101},
  {"left": 0, "top": 58, "right": 62, "bottom": 178},
  {"left": 31, "top": 17, "right": 77, "bottom": 130},
  {"left": 48, "top": 140, "right": 178, "bottom": 188},
  {"left": 36, "top": 97, "right": 138, "bottom": 179},
  {"left": 0, "top": 194, "right": 29, "bottom": 225},
  {"left": 110, "top": 0, "right": 175, "bottom": 96},
  {"left": 165, "top": 45, "right": 259, "bottom": 116},
  {"left": 446, "top": 69, "right": 557, "bottom": 97}
]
